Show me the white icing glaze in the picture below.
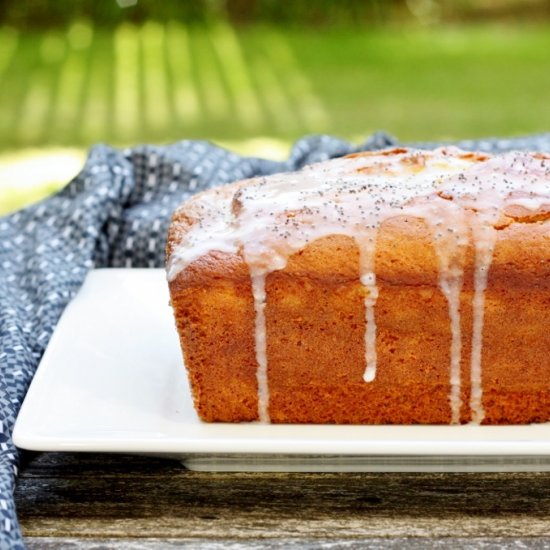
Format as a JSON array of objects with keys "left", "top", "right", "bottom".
[
  {"left": 470, "top": 221, "right": 497, "bottom": 425},
  {"left": 441, "top": 275, "right": 463, "bottom": 424},
  {"left": 250, "top": 271, "right": 270, "bottom": 423},
  {"left": 167, "top": 148, "right": 550, "bottom": 424},
  {"left": 357, "top": 231, "right": 379, "bottom": 383}
]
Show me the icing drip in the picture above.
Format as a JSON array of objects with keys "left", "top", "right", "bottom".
[
  {"left": 469, "top": 219, "right": 498, "bottom": 424},
  {"left": 424, "top": 201, "right": 469, "bottom": 424},
  {"left": 357, "top": 231, "right": 379, "bottom": 383},
  {"left": 441, "top": 276, "right": 463, "bottom": 424},
  {"left": 250, "top": 271, "right": 270, "bottom": 423},
  {"left": 167, "top": 148, "right": 550, "bottom": 424}
]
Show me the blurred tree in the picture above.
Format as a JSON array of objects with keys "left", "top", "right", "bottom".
[{"left": 1, "top": 0, "right": 549, "bottom": 28}]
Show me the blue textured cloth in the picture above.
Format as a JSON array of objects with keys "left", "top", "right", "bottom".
[{"left": 2, "top": 132, "right": 550, "bottom": 548}]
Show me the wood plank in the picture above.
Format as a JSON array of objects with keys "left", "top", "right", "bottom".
[
  {"left": 15, "top": 452, "right": 550, "bottom": 540},
  {"left": 23, "top": 537, "right": 550, "bottom": 549}
]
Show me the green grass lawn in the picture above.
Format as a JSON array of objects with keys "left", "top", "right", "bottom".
[
  {"left": 290, "top": 24, "right": 550, "bottom": 141},
  {"left": 1, "top": 20, "right": 550, "bottom": 213},
  {"left": 2, "top": 21, "right": 550, "bottom": 148}
]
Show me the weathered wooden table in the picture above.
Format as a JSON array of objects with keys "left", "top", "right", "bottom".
[{"left": 14, "top": 451, "right": 550, "bottom": 548}]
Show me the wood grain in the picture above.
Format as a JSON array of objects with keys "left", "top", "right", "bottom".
[
  {"left": 23, "top": 538, "right": 550, "bottom": 549},
  {"left": 15, "top": 452, "right": 550, "bottom": 545}
]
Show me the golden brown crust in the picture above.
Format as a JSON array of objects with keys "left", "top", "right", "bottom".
[{"left": 169, "top": 256, "right": 259, "bottom": 422}]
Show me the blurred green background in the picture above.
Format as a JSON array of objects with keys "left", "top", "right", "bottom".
[{"left": 2, "top": 0, "right": 550, "bottom": 214}]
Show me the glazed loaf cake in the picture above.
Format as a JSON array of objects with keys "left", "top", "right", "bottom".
[{"left": 166, "top": 147, "right": 550, "bottom": 425}]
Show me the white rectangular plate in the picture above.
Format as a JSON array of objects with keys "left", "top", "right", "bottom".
[{"left": 13, "top": 269, "right": 550, "bottom": 472}]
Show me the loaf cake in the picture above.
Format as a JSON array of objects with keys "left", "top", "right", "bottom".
[{"left": 166, "top": 147, "right": 550, "bottom": 424}]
